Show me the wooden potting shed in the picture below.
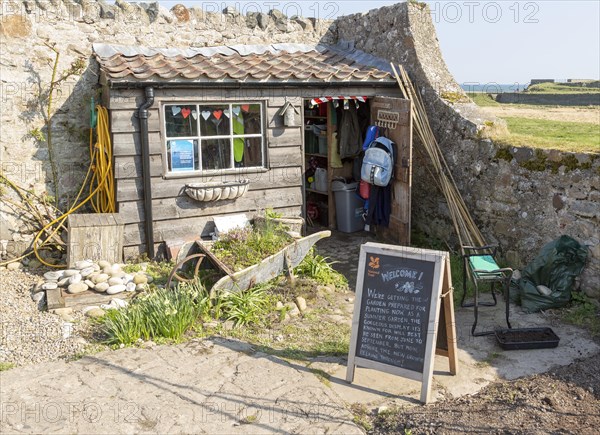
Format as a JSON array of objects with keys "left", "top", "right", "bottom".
[{"left": 93, "top": 43, "right": 412, "bottom": 258}]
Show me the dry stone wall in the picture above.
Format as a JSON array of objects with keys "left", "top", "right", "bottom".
[
  {"left": 0, "top": 0, "right": 333, "bottom": 255},
  {"left": 334, "top": 3, "right": 600, "bottom": 298}
]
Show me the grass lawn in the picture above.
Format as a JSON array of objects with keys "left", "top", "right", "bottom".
[
  {"left": 468, "top": 92, "right": 600, "bottom": 153},
  {"left": 467, "top": 92, "right": 499, "bottom": 106},
  {"left": 527, "top": 82, "right": 600, "bottom": 94},
  {"left": 496, "top": 117, "right": 600, "bottom": 153}
]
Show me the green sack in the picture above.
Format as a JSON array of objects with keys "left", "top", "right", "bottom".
[{"left": 511, "top": 235, "right": 588, "bottom": 313}]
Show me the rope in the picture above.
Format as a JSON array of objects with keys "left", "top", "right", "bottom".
[{"left": 1, "top": 105, "right": 115, "bottom": 267}]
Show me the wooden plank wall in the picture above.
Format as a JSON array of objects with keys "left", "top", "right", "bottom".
[
  {"left": 108, "top": 86, "right": 403, "bottom": 258},
  {"left": 109, "top": 88, "right": 306, "bottom": 258}
]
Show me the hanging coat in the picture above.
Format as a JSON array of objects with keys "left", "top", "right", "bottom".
[
  {"left": 365, "top": 184, "right": 392, "bottom": 227},
  {"left": 338, "top": 104, "right": 362, "bottom": 159}
]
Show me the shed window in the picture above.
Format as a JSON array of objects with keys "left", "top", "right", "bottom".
[{"left": 164, "top": 103, "right": 264, "bottom": 173}]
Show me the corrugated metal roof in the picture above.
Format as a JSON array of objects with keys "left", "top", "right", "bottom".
[{"left": 93, "top": 43, "right": 395, "bottom": 85}]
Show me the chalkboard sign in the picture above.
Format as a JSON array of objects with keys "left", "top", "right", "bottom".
[{"left": 346, "top": 243, "right": 458, "bottom": 404}]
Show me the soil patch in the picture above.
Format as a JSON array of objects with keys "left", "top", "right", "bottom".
[{"left": 371, "top": 352, "right": 600, "bottom": 434}]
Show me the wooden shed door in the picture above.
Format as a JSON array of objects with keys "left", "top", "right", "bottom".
[{"left": 369, "top": 96, "right": 412, "bottom": 245}]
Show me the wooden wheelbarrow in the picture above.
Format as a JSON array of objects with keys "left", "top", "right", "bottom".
[{"left": 167, "top": 231, "right": 331, "bottom": 293}]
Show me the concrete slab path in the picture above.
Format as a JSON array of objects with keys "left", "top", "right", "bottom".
[{"left": 0, "top": 338, "right": 362, "bottom": 434}]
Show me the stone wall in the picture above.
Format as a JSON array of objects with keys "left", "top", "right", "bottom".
[
  {"left": 0, "top": 0, "right": 333, "bottom": 255},
  {"left": 334, "top": 2, "right": 600, "bottom": 298}
]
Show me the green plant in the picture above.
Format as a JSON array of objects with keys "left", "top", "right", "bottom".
[
  {"left": 29, "top": 127, "right": 45, "bottom": 142},
  {"left": 240, "top": 413, "right": 259, "bottom": 424},
  {"left": 0, "top": 362, "right": 15, "bottom": 372},
  {"left": 350, "top": 403, "right": 373, "bottom": 432},
  {"left": 99, "top": 281, "right": 209, "bottom": 345},
  {"left": 220, "top": 284, "right": 272, "bottom": 327},
  {"left": 265, "top": 208, "right": 283, "bottom": 219},
  {"left": 212, "top": 222, "right": 292, "bottom": 272},
  {"left": 295, "top": 248, "right": 348, "bottom": 288},
  {"left": 562, "top": 291, "right": 600, "bottom": 336},
  {"left": 495, "top": 146, "right": 514, "bottom": 162}
]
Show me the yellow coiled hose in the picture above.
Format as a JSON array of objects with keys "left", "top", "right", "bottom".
[{"left": 1, "top": 105, "right": 115, "bottom": 268}]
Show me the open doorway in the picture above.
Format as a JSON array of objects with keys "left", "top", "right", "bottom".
[
  {"left": 302, "top": 97, "right": 371, "bottom": 232},
  {"left": 301, "top": 96, "right": 413, "bottom": 245}
]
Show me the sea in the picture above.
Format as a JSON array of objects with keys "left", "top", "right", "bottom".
[{"left": 460, "top": 83, "right": 529, "bottom": 93}]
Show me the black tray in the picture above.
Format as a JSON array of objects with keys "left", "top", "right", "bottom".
[{"left": 495, "top": 327, "right": 560, "bottom": 350}]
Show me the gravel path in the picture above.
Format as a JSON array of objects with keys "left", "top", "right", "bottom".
[{"left": 0, "top": 267, "right": 88, "bottom": 367}]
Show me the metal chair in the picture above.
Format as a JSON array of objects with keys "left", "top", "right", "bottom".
[{"left": 461, "top": 245, "right": 513, "bottom": 336}]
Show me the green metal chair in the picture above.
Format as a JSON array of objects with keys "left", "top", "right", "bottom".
[{"left": 461, "top": 245, "right": 513, "bottom": 336}]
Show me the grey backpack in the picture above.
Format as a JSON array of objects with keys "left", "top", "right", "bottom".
[{"left": 360, "top": 137, "right": 395, "bottom": 187}]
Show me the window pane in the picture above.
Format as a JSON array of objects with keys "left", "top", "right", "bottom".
[
  {"left": 167, "top": 139, "right": 198, "bottom": 172},
  {"left": 232, "top": 104, "right": 261, "bottom": 135},
  {"left": 202, "top": 138, "right": 232, "bottom": 171},
  {"left": 234, "top": 137, "right": 263, "bottom": 168},
  {"left": 165, "top": 105, "right": 198, "bottom": 137},
  {"left": 200, "top": 105, "right": 231, "bottom": 136}
]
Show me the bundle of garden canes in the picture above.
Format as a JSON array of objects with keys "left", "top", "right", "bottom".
[{"left": 391, "top": 64, "right": 486, "bottom": 252}]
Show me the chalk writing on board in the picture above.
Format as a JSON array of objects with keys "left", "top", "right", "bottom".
[{"left": 356, "top": 254, "right": 435, "bottom": 373}]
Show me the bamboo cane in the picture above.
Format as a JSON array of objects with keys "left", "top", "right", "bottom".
[{"left": 391, "top": 63, "right": 486, "bottom": 252}]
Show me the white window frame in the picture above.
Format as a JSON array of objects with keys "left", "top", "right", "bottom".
[{"left": 162, "top": 101, "right": 266, "bottom": 177}]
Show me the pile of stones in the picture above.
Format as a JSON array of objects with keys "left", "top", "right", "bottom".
[{"left": 38, "top": 260, "right": 152, "bottom": 296}]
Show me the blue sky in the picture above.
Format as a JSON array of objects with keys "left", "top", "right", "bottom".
[{"left": 158, "top": 1, "right": 600, "bottom": 84}]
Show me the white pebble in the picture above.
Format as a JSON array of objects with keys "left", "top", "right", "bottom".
[
  {"left": 80, "top": 267, "right": 95, "bottom": 277},
  {"left": 32, "top": 292, "right": 45, "bottom": 303},
  {"left": 108, "top": 277, "right": 123, "bottom": 286},
  {"left": 84, "top": 279, "right": 96, "bottom": 289},
  {"left": 107, "top": 284, "right": 126, "bottom": 295},
  {"left": 75, "top": 260, "right": 94, "bottom": 270},
  {"left": 98, "top": 260, "right": 111, "bottom": 269},
  {"left": 69, "top": 274, "right": 82, "bottom": 285},
  {"left": 93, "top": 273, "right": 109, "bottom": 284},
  {"left": 62, "top": 322, "right": 73, "bottom": 339},
  {"left": 57, "top": 277, "right": 70, "bottom": 287},
  {"left": 62, "top": 269, "right": 79, "bottom": 277},
  {"left": 67, "top": 282, "right": 88, "bottom": 294},
  {"left": 123, "top": 274, "right": 134, "bottom": 283},
  {"left": 95, "top": 282, "right": 109, "bottom": 293},
  {"left": 7, "top": 262, "right": 22, "bottom": 271},
  {"left": 41, "top": 282, "right": 58, "bottom": 290},
  {"left": 44, "top": 271, "right": 63, "bottom": 281},
  {"left": 126, "top": 282, "right": 136, "bottom": 292}
]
